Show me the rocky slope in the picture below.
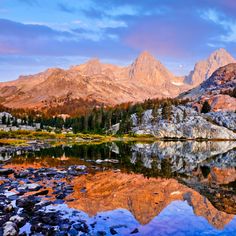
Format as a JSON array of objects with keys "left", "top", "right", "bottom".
[
  {"left": 131, "top": 105, "right": 236, "bottom": 140},
  {"left": 0, "top": 48, "right": 234, "bottom": 110},
  {"left": 185, "top": 48, "right": 235, "bottom": 86},
  {"left": 180, "top": 63, "right": 236, "bottom": 111},
  {"left": 0, "top": 52, "right": 184, "bottom": 109}
]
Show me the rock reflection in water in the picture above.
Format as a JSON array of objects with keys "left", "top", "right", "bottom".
[
  {"left": 67, "top": 171, "right": 234, "bottom": 229},
  {"left": 131, "top": 141, "right": 236, "bottom": 173},
  {"left": 2, "top": 140, "right": 236, "bottom": 235}
]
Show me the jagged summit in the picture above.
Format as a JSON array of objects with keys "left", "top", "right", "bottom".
[
  {"left": 135, "top": 51, "right": 156, "bottom": 61},
  {"left": 185, "top": 48, "right": 236, "bottom": 86},
  {"left": 0, "top": 48, "right": 235, "bottom": 110},
  {"left": 180, "top": 63, "right": 236, "bottom": 111},
  {"left": 129, "top": 51, "right": 175, "bottom": 86}
]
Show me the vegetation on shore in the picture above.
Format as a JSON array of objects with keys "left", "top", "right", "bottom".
[{"left": 1, "top": 98, "right": 189, "bottom": 135}]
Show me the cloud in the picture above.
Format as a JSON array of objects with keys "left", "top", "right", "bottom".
[{"left": 200, "top": 9, "right": 236, "bottom": 43}]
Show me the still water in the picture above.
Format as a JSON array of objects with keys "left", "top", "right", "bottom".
[{"left": 2, "top": 141, "right": 236, "bottom": 235}]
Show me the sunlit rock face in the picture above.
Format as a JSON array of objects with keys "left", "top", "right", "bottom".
[
  {"left": 131, "top": 106, "right": 236, "bottom": 140},
  {"left": 180, "top": 63, "right": 236, "bottom": 112},
  {"left": 185, "top": 48, "right": 236, "bottom": 86},
  {"left": 0, "top": 51, "right": 184, "bottom": 109},
  {"left": 1, "top": 49, "right": 234, "bottom": 110},
  {"left": 67, "top": 171, "right": 233, "bottom": 229}
]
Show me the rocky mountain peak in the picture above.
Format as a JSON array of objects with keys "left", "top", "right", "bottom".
[
  {"left": 72, "top": 57, "right": 102, "bottom": 76},
  {"left": 129, "top": 51, "right": 174, "bottom": 84},
  {"left": 208, "top": 48, "right": 235, "bottom": 65},
  {"left": 185, "top": 48, "right": 235, "bottom": 86},
  {"left": 135, "top": 51, "right": 156, "bottom": 63}
]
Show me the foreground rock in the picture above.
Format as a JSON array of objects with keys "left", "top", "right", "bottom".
[{"left": 131, "top": 106, "right": 236, "bottom": 140}]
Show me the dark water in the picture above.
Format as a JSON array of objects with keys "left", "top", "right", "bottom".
[{"left": 2, "top": 141, "right": 236, "bottom": 235}]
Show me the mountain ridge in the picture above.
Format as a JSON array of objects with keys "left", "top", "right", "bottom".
[{"left": 0, "top": 48, "right": 235, "bottom": 110}]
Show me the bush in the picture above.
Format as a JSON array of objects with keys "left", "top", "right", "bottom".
[{"left": 201, "top": 101, "right": 211, "bottom": 113}]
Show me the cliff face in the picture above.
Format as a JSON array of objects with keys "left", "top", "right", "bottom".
[
  {"left": 180, "top": 63, "right": 236, "bottom": 111},
  {"left": 131, "top": 106, "right": 236, "bottom": 140},
  {"left": 185, "top": 48, "right": 236, "bottom": 86}
]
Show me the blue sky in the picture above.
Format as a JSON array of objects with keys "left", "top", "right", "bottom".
[{"left": 0, "top": 0, "right": 236, "bottom": 81}]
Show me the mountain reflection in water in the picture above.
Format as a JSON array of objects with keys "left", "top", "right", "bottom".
[{"left": 2, "top": 141, "right": 236, "bottom": 235}]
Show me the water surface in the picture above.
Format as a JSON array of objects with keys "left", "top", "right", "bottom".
[{"left": 2, "top": 141, "right": 236, "bottom": 235}]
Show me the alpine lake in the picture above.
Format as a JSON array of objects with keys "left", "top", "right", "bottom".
[{"left": 0, "top": 140, "right": 236, "bottom": 236}]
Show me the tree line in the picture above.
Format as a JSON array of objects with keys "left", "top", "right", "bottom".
[{"left": 3, "top": 98, "right": 188, "bottom": 134}]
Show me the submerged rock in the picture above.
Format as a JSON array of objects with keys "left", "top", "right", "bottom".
[
  {"left": 3, "top": 221, "right": 18, "bottom": 236},
  {"left": 0, "top": 169, "right": 14, "bottom": 176}
]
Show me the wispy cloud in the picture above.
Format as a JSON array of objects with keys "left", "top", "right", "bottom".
[{"left": 200, "top": 8, "right": 236, "bottom": 43}]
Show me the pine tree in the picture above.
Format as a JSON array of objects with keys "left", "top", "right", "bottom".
[
  {"left": 1, "top": 115, "right": 6, "bottom": 125},
  {"left": 162, "top": 103, "right": 172, "bottom": 120},
  {"left": 201, "top": 101, "right": 211, "bottom": 113}
]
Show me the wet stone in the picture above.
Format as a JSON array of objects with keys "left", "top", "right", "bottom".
[
  {"left": 110, "top": 227, "right": 118, "bottom": 235},
  {"left": 16, "top": 196, "right": 39, "bottom": 212},
  {"left": 130, "top": 228, "right": 139, "bottom": 234},
  {"left": 3, "top": 221, "right": 18, "bottom": 236},
  {"left": 0, "top": 169, "right": 14, "bottom": 176},
  {"left": 97, "top": 231, "right": 106, "bottom": 236},
  {"left": 9, "top": 215, "right": 26, "bottom": 227},
  {"left": 68, "top": 228, "right": 78, "bottom": 236},
  {"left": 4, "top": 204, "right": 14, "bottom": 213}
]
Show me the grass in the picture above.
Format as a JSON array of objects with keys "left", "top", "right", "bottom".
[{"left": 0, "top": 139, "right": 28, "bottom": 146}]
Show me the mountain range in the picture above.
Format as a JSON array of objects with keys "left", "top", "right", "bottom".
[{"left": 0, "top": 48, "right": 235, "bottom": 110}]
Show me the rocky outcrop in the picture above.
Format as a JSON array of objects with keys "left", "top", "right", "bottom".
[
  {"left": 185, "top": 48, "right": 235, "bottom": 86},
  {"left": 180, "top": 63, "right": 236, "bottom": 111},
  {"left": 131, "top": 106, "right": 236, "bottom": 140},
  {"left": 205, "top": 111, "right": 236, "bottom": 131}
]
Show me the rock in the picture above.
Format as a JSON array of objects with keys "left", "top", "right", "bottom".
[
  {"left": 130, "top": 228, "right": 139, "bottom": 234},
  {"left": 17, "top": 183, "right": 41, "bottom": 192},
  {"left": 181, "top": 63, "right": 236, "bottom": 112},
  {"left": 110, "top": 227, "right": 118, "bottom": 235},
  {"left": 14, "top": 170, "right": 30, "bottom": 178},
  {"left": 9, "top": 215, "right": 26, "bottom": 227},
  {"left": 72, "top": 222, "right": 89, "bottom": 233},
  {"left": 132, "top": 106, "right": 236, "bottom": 140},
  {"left": 3, "top": 221, "right": 18, "bottom": 236},
  {"left": 97, "top": 231, "right": 106, "bottom": 236},
  {"left": 68, "top": 228, "right": 78, "bottom": 236},
  {"left": 205, "top": 112, "right": 236, "bottom": 131},
  {"left": 16, "top": 196, "right": 39, "bottom": 211},
  {"left": 0, "top": 169, "right": 14, "bottom": 176},
  {"left": 74, "top": 165, "right": 87, "bottom": 171},
  {"left": 27, "top": 183, "right": 42, "bottom": 191},
  {"left": 184, "top": 48, "right": 235, "bottom": 86},
  {"left": 56, "top": 193, "right": 66, "bottom": 199},
  {"left": 32, "top": 189, "right": 49, "bottom": 196},
  {"left": 4, "top": 204, "right": 14, "bottom": 213}
]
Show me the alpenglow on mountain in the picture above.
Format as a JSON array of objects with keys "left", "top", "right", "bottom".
[{"left": 0, "top": 48, "right": 235, "bottom": 109}]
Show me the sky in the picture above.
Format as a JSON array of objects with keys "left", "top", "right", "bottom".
[{"left": 0, "top": 0, "right": 236, "bottom": 81}]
